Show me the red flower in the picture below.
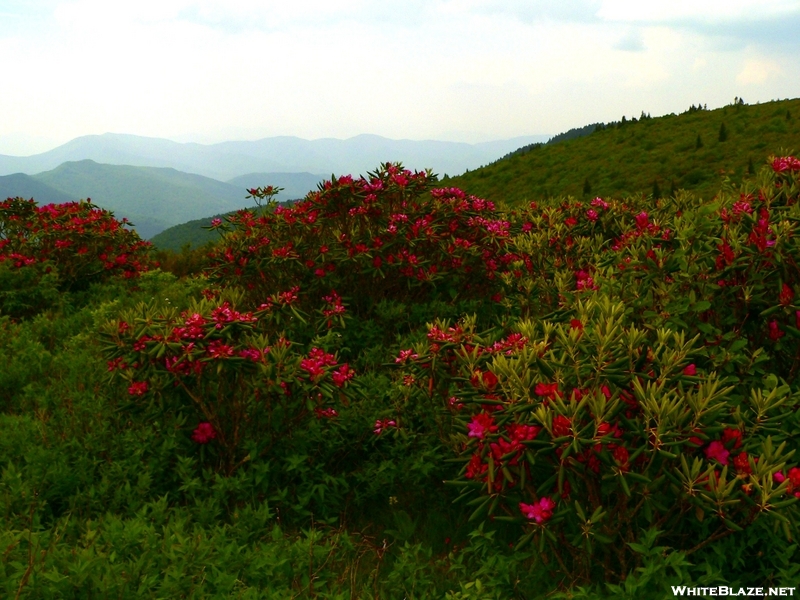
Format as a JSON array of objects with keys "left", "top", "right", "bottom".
[
  {"left": 128, "top": 381, "right": 148, "bottom": 396},
  {"left": 596, "top": 422, "right": 611, "bottom": 437},
  {"left": 552, "top": 415, "right": 572, "bottom": 437},
  {"left": 780, "top": 284, "right": 795, "bottom": 307},
  {"left": 314, "top": 407, "right": 338, "bottom": 419},
  {"left": 331, "top": 364, "right": 355, "bottom": 387},
  {"left": 733, "top": 452, "right": 752, "bottom": 475},
  {"left": 507, "top": 423, "right": 541, "bottom": 442},
  {"left": 471, "top": 370, "right": 498, "bottom": 390},
  {"left": 634, "top": 211, "right": 649, "bottom": 230},
  {"left": 789, "top": 467, "right": 800, "bottom": 495},
  {"left": 465, "top": 454, "right": 487, "bottom": 480},
  {"left": 191, "top": 422, "right": 217, "bottom": 444},
  {"left": 535, "top": 382, "right": 560, "bottom": 401},
  {"left": 683, "top": 364, "right": 697, "bottom": 376},
  {"left": 768, "top": 320, "right": 785, "bottom": 341},
  {"left": 613, "top": 446, "right": 629, "bottom": 471},
  {"left": 564, "top": 216, "right": 577, "bottom": 227},
  {"left": 569, "top": 319, "right": 583, "bottom": 331},
  {"left": 374, "top": 418, "right": 397, "bottom": 435},
  {"left": 721, "top": 427, "right": 742, "bottom": 449}
]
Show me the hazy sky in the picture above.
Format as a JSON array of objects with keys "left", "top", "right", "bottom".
[{"left": 2, "top": 0, "right": 799, "bottom": 155}]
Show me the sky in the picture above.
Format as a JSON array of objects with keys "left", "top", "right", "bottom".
[{"left": 1, "top": 0, "right": 799, "bottom": 155}]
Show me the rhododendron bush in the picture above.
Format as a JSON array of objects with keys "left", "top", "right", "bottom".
[
  {"left": 101, "top": 291, "right": 355, "bottom": 474},
  {"left": 389, "top": 156, "right": 800, "bottom": 580},
  {"left": 205, "top": 163, "right": 516, "bottom": 313},
  {"left": 0, "top": 197, "right": 151, "bottom": 316},
  {"left": 397, "top": 298, "right": 800, "bottom": 580}
]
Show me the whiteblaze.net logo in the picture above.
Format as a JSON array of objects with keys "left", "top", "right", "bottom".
[{"left": 672, "top": 587, "right": 796, "bottom": 597}]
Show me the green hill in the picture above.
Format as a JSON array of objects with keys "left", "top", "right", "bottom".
[
  {"left": 0, "top": 173, "right": 75, "bottom": 204},
  {"left": 447, "top": 98, "right": 800, "bottom": 204},
  {"left": 32, "top": 160, "right": 253, "bottom": 239},
  {"left": 149, "top": 212, "right": 228, "bottom": 251}
]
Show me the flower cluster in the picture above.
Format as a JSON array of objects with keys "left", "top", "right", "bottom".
[
  {"left": 0, "top": 197, "right": 151, "bottom": 299},
  {"left": 205, "top": 163, "right": 516, "bottom": 313}
]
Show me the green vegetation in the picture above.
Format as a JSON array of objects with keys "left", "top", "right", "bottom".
[
  {"left": 448, "top": 98, "right": 800, "bottom": 205},
  {"left": 3, "top": 110, "right": 800, "bottom": 597},
  {"left": 149, "top": 212, "right": 227, "bottom": 251}
]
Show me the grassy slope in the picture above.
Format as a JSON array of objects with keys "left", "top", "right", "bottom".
[{"left": 447, "top": 98, "right": 800, "bottom": 205}]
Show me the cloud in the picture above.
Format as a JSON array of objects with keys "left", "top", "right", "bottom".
[
  {"left": 614, "top": 28, "right": 645, "bottom": 51},
  {"left": 736, "top": 59, "right": 782, "bottom": 85},
  {"left": 439, "top": 0, "right": 602, "bottom": 24}
]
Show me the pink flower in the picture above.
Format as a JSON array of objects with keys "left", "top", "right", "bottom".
[
  {"left": 207, "top": 339, "right": 234, "bottom": 358},
  {"left": 772, "top": 156, "right": 800, "bottom": 173},
  {"left": 519, "top": 497, "right": 556, "bottom": 524},
  {"left": 191, "top": 422, "right": 217, "bottom": 444},
  {"left": 314, "top": 407, "right": 338, "bottom": 419},
  {"left": 634, "top": 211, "right": 649, "bottom": 230},
  {"left": 395, "top": 349, "right": 419, "bottom": 364},
  {"left": 467, "top": 413, "right": 498, "bottom": 440},
  {"left": 128, "top": 381, "right": 148, "bottom": 396},
  {"left": 331, "top": 364, "right": 355, "bottom": 387},
  {"left": 683, "top": 364, "right": 697, "bottom": 376},
  {"left": 210, "top": 218, "right": 222, "bottom": 227},
  {"left": 373, "top": 419, "right": 397, "bottom": 435},
  {"left": 704, "top": 440, "right": 730, "bottom": 465},
  {"left": 586, "top": 209, "right": 598, "bottom": 222}
]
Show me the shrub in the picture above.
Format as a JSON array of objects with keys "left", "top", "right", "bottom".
[
  {"left": 205, "top": 164, "right": 516, "bottom": 315},
  {"left": 0, "top": 198, "right": 151, "bottom": 317}
]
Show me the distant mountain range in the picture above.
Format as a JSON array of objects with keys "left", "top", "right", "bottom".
[
  {"left": 0, "top": 133, "right": 550, "bottom": 182},
  {"left": 0, "top": 161, "right": 253, "bottom": 239},
  {"left": 0, "top": 133, "right": 550, "bottom": 239}
]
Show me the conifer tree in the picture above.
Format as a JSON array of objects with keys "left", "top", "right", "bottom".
[
  {"left": 718, "top": 123, "right": 728, "bottom": 142},
  {"left": 696, "top": 134, "right": 703, "bottom": 149},
  {"left": 652, "top": 180, "right": 662, "bottom": 200},
  {"left": 583, "top": 178, "right": 592, "bottom": 196}
]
